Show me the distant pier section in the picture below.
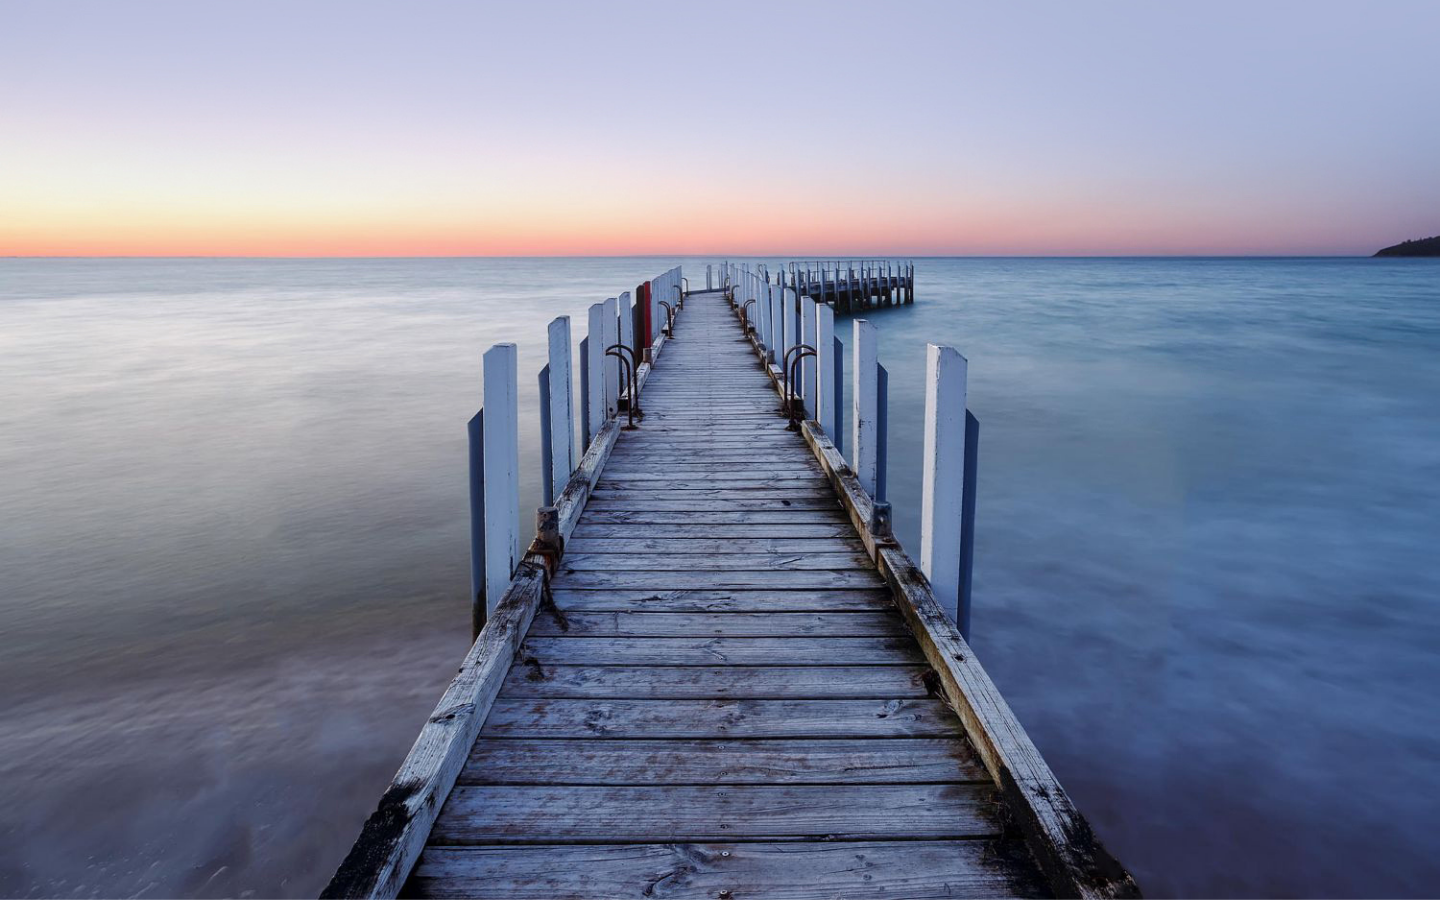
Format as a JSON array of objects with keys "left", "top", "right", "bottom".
[
  {"left": 793, "top": 258, "right": 915, "bottom": 314},
  {"left": 707, "top": 259, "right": 916, "bottom": 314}
]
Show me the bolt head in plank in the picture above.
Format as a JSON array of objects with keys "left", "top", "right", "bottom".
[{"left": 920, "top": 343, "right": 968, "bottom": 624}]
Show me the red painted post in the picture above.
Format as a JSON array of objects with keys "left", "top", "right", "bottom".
[{"left": 645, "top": 280, "right": 654, "bottom": 346}]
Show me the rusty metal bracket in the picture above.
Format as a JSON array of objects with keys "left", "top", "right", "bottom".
[
  {"left": 605, "top": 344, "right": 639, "bottom": 429},
  {"left": 782, "top": 343, "right": 817, "bottom": 430}
]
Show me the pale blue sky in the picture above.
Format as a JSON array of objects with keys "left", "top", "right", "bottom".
[{"left": 3, "top": 0, "right": 1437, "bottom": 254}]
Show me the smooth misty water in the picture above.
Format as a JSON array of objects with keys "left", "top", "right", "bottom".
[{"left": 1, "top": 257, "right": 1437, "bottom": 898}]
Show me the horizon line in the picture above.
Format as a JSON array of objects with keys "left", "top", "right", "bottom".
[{"left": 0, "top": 252, "right": 1389, "bottom": 260}]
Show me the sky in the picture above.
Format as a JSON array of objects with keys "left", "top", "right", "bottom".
[{"left": 2, "top": 0, "right": 1438, "bottom": 256}]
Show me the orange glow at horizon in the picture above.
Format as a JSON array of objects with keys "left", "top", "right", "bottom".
[{"left": 0, "top": 200, "right": 1392, "bottom": 258}]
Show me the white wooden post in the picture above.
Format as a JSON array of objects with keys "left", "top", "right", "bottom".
[
  {"left": 783, "top": 286, "right": 799, "bottom": 383},
  {"left": 920, "top": 344, "right": 969, "bottom": 623},
  {"left": 801, "top": 291, "right": 818, "bottom": 415},
  {"left": 546, "top": 316, "right": 575, "bottom": 499},
  {"left": 815, "top": 300, "right": 834, "bottom": 432},
  {"left": 601, "top": 296, "right": 619, "bottom": 415},
  {"left": 756, "top": 276, "right": 770, "bottom": 355},
  {"left": 766, "top": 282, "right": 781, "bottom": 364},
  {"left": 481, "top": 342, "right": 519, "bottom": 616},
  {"left": 617, "top": 290, "right": 634, "bottom": 359},
  {"left": 706, "top": 264, "right": 713, "bottom": 290},
  {"left": 852, "top": 319, "right": 878, "bottom": 496},
  {"left": 584, "top": 302, "right": 605, "bottom": 441},
  {"left": 649, "top": 279, "right": 660, "bottom": 348}
]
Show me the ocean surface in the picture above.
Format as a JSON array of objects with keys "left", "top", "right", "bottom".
[{"left": 1, "top": 257, "right": 1437, "bottom": 898}]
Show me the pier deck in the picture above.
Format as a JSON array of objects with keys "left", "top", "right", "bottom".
[{"left": 325, "top": 286, "right": 1135, "bottom": 900}]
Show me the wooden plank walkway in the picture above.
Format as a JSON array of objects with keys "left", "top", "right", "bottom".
[
  {"left": 325, "top": 283, "right": 1136, "bottom": 900},
  {"left": 399, "top": 292, "right": 1038, "bottom": 898}
]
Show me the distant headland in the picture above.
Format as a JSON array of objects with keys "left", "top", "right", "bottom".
[{"left": 1374, "top": 235, "right": 1440, "bottom": 257}]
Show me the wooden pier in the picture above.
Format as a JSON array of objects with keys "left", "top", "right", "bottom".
[
  {"left": 323, "top": 267, "right": 1135, "bottom": 900},
  {"left": 790, "top": 258, "right": 915, "bottom": 314}
]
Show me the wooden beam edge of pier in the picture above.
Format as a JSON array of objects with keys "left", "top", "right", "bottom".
[
  {"left": 733, "top": 296, "right": 1138, "bottom": 900},
  {"left": 320, "top": 331, "right": 671, "bottom": 900}
]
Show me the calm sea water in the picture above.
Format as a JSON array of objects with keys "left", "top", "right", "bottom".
[{"left": 1, "top": 257, "right": 1437, "bottom": 898}]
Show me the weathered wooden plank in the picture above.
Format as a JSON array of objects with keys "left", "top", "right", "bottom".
[
  {"left": 616, "top": 433, "right": 798, "bottom": 442},
  {"left": 551, "top": 569, "right": 885, "bottom": 589},
  {"left": 605, "top": 445, "right": 810, "bottom": 454},
  {"left": 548, "top": 588, "right": 894, "bottom": 612},
  {"left": 639, "top": 390, "right": 775, "bottom": 395},
  {"left": 564, "top": 536, "right": 863, "bottom": 555},
  {"left": 553, "top": 418, "right": 619, "bottom": 544},
  {"left": 408, "top": 840, "right": 1047, "bottom": 900},
  {"left": 320, "top": 564, "right": 545, "bottom": 899},
  {"left": 598, "top": 460, "right": 823, "bottom": 473},
  {"left": 481, "top": 698, "right": 961, "bottom": 739},
  {"left": 461, "top": 738, "right": 985, "bottom": 784},
  {"left": 517, "top": 635, "right": 922, "bottom": 665},
  {"left": 609, "top": 428, "right": 798, "bottom": 438},
  {"left": 637, "top": 399, "right": 779, "bottom": 407},
  {"left": 615, "top": 413, "right": 788, "bottom": 420},
  {"left": 606, "top": 438, "right": 807, "bottom": 450},
  {"left": 627, "top": 421, "right": 794, "bottom": 429},
  {"left": 528, "top": 610, "right": 903, "bottom": 637},
  {"left": 428, "top": 784, "right": 999, "bottom": 844},
  {"left": 568, "top": 523, "right": 860, "bottom": 540},
  {"left": 577, "top": 509, "right": 849, "bottom": 525},
  {"left": 594, "top": 478, "right": 828, "bottom": 491},
  {"left": 584, "top": 497, "right": 844, "bottom": 511},
  {"left": 637, "top": 399, "right": 778, "bottom": 406},
  {"left": 602, "top": 453, "right": 818, "bottom": 465},
  {"left": 559, "top": 551, "right": 872, "bottom": 572},
  {"left": 499, "top": 664, "right": 932, "bottom": 698}
]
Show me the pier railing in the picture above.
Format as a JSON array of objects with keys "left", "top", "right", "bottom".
[
  {"left": 467, "top": 265, "right": 683, "bottom": 635},
  {"left": 722, "top": 261, "right": 976, "bottom": 633}
]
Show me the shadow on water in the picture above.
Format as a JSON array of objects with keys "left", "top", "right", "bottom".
[{"left": 1, "top": 257, "right": 1438, "bottom": 897}]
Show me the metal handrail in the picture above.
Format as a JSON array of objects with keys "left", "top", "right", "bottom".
[
  {"left": 604, "top": 345, "right": 638, "bottom": 430},
  {"left": 781, "top": 343, "right": 817, "bottom": 430}
]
